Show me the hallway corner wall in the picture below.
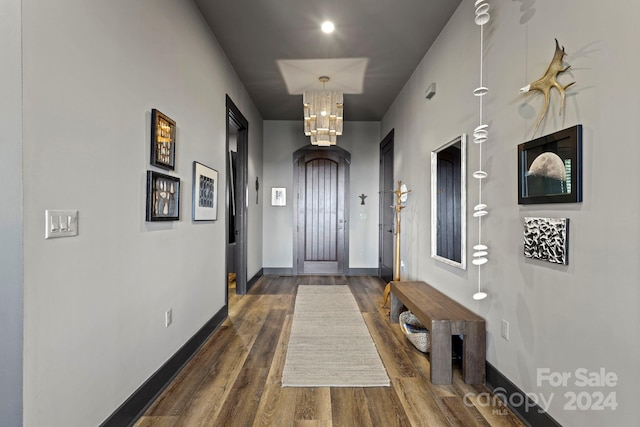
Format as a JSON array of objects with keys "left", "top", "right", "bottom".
[{"left": 0, "top": 0, "right": 24, "bottom": 425}]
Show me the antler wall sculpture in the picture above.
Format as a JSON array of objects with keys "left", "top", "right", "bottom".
[{"left": 520, "top": 39, "right": 575, "bottom": 137}]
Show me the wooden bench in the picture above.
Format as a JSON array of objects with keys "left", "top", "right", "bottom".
[{"left": 390, "top": 281, "right": 486, "bottom": 385}]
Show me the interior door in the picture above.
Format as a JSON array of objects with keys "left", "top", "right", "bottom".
[
  {"left": 225, "top": 96, "right": 248, "bottom": 297},
  {"left": 379, "top": 130, "right": 394, "bottom": 282},
  {"left": 295, "top": 148, "right": 349, "bottom": 275}
]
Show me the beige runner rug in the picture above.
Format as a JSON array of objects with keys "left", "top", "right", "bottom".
[{"left": 281, "top": 285, "right": 390, "bottom": 387}]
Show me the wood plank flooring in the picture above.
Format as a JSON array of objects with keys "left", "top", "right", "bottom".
[{"left": 135, "top": 276, "right": 525, "bottom": 427}]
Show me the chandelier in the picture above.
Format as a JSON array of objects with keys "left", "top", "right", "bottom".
[{"left": 303, "top": 76, "right": 343, "bottom": 146}]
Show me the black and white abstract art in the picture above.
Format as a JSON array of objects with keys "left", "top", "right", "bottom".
[
  {"left": 192, "top": 161, "right": 218, "bottom": 221},
  {"left": 523, "top": 217, "right": 569, "bottom": 265}
]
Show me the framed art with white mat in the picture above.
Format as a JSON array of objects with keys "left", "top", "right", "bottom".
[{"left": 192, "top": 161, "right": 218, "bottom": 221}]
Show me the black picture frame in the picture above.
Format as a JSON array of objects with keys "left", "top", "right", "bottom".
[
  {"left": 518, "top": 124, "right": 582, "bottom": 204},
  {"left": 192, "top": 161, "right": 218, "bottom": 221},
  {"left": 150, "top": 109, "right": 176, "bottom": 170},
  {"left": 146, "top": 171, "right": 180, "bottom": 221}
]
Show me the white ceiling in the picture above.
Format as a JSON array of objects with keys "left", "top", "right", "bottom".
[
  {"left": 194, "top": 0, "right": 462, "bottom": 121},
  {"left": 277, "top": 58, "right": 368, "bottom": 94}
]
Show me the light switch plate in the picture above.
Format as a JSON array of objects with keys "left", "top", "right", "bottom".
[
  {"left": 45, "top": 210, "right": 78, "bottom": 239},
  {"left": 501, "top": 319, "right": 510, "bottom": 340}
]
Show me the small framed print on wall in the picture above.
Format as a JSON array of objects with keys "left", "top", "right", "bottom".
[
  {"left": 151, "top": 109, "right": 176, "bottom": 170},
  {"left": 523, "top": 217, "right": 569, "bottom": 265},
  {"left": 192, "top": 161, "right": 218, "bottom": 221},
  {"left": 146, "top": 171, "right": 180, "bottom": 221},
  {"left": 271, "top": 187, "right": 286, "bottom": 206}
]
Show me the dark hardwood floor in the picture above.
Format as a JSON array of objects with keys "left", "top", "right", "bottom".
[{"left": 134, "top": 276, "right": 525, "bottom": 427}]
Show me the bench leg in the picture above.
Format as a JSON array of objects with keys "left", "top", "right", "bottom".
[
  {"left": 462, "top": 322, "right": 486, "bottom": 384},
  {"left": 390, "top": 292, "right": 402, "bottom": 323},
  {"left": 430, "top": 320, "right": 452, "bottom": 385}
]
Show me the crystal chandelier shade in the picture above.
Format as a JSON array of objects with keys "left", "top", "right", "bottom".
[{"left": 303, "top": 77, "right": 343, "bottom": 146}]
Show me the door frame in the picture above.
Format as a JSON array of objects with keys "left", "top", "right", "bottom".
[
  {"left": 225, "top": 95, "right": 248, "bottom": 297},
  {"left": 379, "top": 129, "right": 394, "bottom": 281},
  {"left": 293, "top": 145, "right": 351, "bottom": 275}
]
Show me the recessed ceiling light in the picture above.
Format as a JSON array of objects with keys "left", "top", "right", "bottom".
[{"left": 321, "top": 21, "right": 335, "bottom": 34}]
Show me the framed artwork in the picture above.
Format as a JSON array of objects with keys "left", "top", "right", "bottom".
[
  {"left": 271, "top": 187, "right": 286, "bottom": 206},
  {"left": 192, "top": 161, "right": 218, "bottom": 221},
  {"left": 151, "top": 109, "right": 176, "bottom": 170},
  {"left": 523, "top": 217, "right": 569, "bottom": 265},
  {"left": 518, "top": 124, "right": 582, "bottom": 204},
  {"left": 146, "top": 171, "right": 180, "bottom": 221}
]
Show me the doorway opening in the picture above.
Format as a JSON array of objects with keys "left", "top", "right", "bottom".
[
  {"left": 379, "top": 130, "right": 394, "bottom": 282},
  {"left": 226, "top": 96, "right": 248, "bottom": 301}
]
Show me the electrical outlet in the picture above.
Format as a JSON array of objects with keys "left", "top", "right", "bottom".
[
  {"left": 165, "top": 309, "right": 172, "bottom": 327},
  {"left": 501, "top": 319, "right": 509, "bottom": 340}
]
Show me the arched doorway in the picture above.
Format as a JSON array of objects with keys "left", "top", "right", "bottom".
[{"left": 293, "top": 146, "right": 350, "bottom": 275}]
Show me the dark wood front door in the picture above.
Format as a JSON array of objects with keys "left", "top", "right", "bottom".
[{"left": 294, "top": 147, "right": 350, "bottom": 275}]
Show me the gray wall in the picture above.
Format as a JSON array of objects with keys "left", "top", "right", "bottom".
[
  {"left": 382, "top": 2, "right": 640, "bottom": 426},
  {"left": 20, "top": 0, "right": 262, "bottom": 425},
  {"left": 262, "top": 121, "right": 380, "bottom": 270},
  {"left": 246, "top": 125, "right": 264, "bottom": 279},
  {"left": 0, "top": 0, "right": 23, "bottom": 425}
]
